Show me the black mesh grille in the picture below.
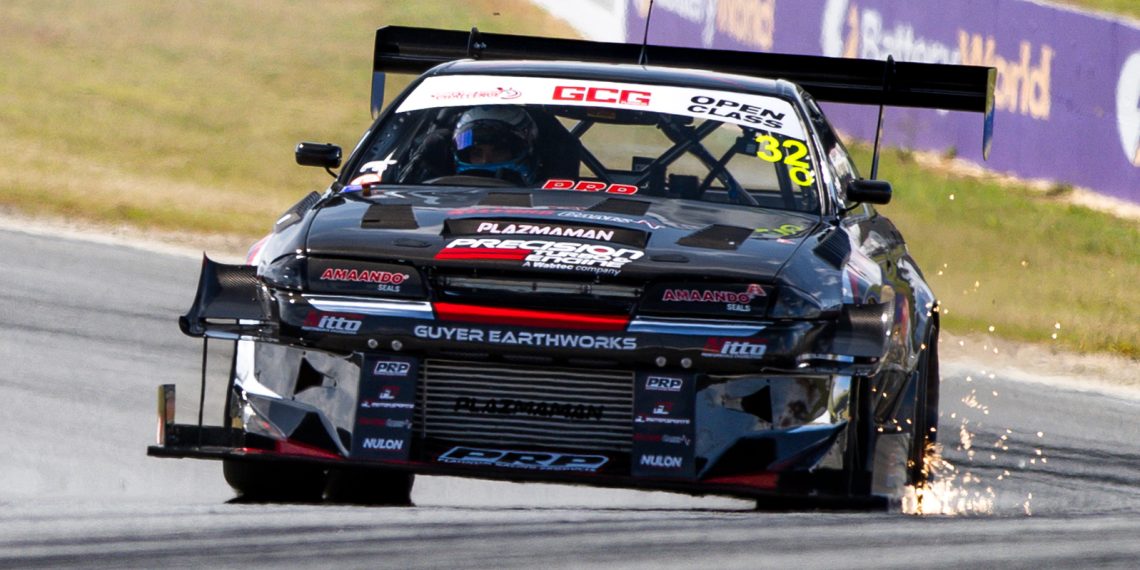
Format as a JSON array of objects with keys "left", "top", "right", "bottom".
[{"left": 416, "top": 359, "right": 634, "bottom": 452}]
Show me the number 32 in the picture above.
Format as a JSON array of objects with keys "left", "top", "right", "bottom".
[{"left": 754, "top": 135, "right": 815, "bottom": 187}]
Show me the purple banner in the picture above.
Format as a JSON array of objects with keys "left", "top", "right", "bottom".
[{"left": 625, "top": 0, "right": 1140, "bottom": 205}]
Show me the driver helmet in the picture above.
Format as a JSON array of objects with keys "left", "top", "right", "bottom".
[{"left": 452, "top": 105, "right": 539, "bottom": 183}]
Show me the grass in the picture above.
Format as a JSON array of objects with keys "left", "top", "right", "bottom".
[
  {"left": 0, "top": 0, "right": 574, "bottom": 233},
  {"left": 1, "top": 1, "right": 1136, "bottom": 359},
  {"left": 1053, "top": 0, "right": 1140, "bottom": 20},
  {"left": 853, "top": 146, "right": 1140, "bottom": 359}
]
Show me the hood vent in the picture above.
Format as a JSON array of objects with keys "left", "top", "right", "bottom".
[
  {"left": 676, "top": 224, "right": 753, "bottom": 250},
  {"left": 813, "top": 229, "right": 851, "bottom": 268},
  {"left": 588, "top": 198, "right": 650, "bottom": 216},
  {"left": 478, "top": 192, "right": 533, "bottom": 207},
  {"left": 274, "top": 192, "right": 320, "bottom": 233},
  {"left": 361, "top": 202, "right": 418, "bottom": 230}
]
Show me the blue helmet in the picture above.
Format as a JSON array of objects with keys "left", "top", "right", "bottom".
[{"left": 453, "top": 106, "right": 539, "bottom": 183}]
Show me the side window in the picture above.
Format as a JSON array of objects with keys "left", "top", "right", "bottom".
[{"left": 801, "top": 92, "right": 864, "bottom": 209}]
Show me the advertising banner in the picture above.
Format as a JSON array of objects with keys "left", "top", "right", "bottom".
[{"left": 623, "top": 0, "right": 1140, "bottom": 205}]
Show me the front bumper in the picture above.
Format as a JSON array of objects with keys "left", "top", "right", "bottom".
[{"left": 150, "top": 346, "right": 863, "bottom": 502}]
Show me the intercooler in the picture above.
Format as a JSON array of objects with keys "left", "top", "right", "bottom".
[{"left": 416, "top": 359, "right": 635, "bottom": 452}]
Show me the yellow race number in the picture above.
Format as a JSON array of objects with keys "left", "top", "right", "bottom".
[{"left": 755, "top": 135, "right": 816, "bottom": 187}]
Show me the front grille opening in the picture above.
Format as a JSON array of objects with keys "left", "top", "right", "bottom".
[{"left": 416, "top": 359, "right": 635, "bottom": 453}]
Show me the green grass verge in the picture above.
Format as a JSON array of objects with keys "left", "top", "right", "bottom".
[
  {"left": 0, "top": 0, "right": 574, "bottom": 232},
  {"left": 1055, "top": 0, "right": 1140, "bottom": 20},
  {"left": 854, "top": 146, "right": 1140, "bottom": 359},
  {"left": 1, "top": 1, "right": 1136, "bottom": 358}
]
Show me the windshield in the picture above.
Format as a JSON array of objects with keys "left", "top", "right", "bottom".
[{"left": 347, "top": 74, "right": 821, "bottom": 213}]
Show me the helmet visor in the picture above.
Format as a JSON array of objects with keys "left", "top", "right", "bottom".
[{"left": 454, "top": 121, "right": 529, "bottom": 165}]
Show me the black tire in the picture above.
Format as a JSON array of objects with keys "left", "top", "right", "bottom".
[
  {"left": 223, "top": 459, "right": 326, "bottom": 502},
  {"left": 907, "top": 327, "right": 940, "bottom": 488},
  {"left": 843, "top": 374, "right": 875, "bottom": 496},
  {"left": 325, "top": 467, "right": 415, "bottom": 506}
]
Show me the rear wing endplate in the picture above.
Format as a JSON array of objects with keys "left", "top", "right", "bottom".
[{"left": 371, "top": 25, "right": 995, "bottom": 159}]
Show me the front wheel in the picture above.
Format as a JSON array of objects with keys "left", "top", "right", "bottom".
[
  {"left": 223, "top": 459, "right": 326, "bottom": 502},
  {"left": 324, "top": 467, "right": 415, "bottom": 506}
]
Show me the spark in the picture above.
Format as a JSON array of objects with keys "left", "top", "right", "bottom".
[{"left": 1037, "top": 432, "right": 1044, "bottom": 437}]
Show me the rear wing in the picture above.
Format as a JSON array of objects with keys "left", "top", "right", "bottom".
[{"left": 371, "top": 25, "right": 996, "bottom": 159}]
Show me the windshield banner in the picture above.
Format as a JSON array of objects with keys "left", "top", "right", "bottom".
[{"left": 397, "top": 74, "right": 806, "bottom": 140}]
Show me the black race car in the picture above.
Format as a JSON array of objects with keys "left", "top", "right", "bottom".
[{"left": 151, "top": 26, "right": 995, "bottom": 508}]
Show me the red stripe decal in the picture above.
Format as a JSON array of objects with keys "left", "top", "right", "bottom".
[
  {"left": 435, "top": 247, "right": 531, "bottom": 260},
  {"left": 434, "top": 302, "right": 629, "bottom": 331}
]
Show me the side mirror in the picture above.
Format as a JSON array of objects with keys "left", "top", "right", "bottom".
[
  {"left": 845, "top": 179, "right": 892, "bottom": 205},
  {"left": 295, "top": 142, "right": 342, "bottom": 169}
]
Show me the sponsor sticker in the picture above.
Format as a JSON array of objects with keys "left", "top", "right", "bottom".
[
  {"left": 637, "top": 454, "right": 684, "bottom": 469},
  {"left": 541, "top": 179, "right": 639, "bottom": 195},
  {"left": 356, "top": 418, "right": 412, "bottom": 429},
  {"left": 373, "top": 360, "right": 412, "bottom": 377},
  {"left": 632, "top": 370, "right": 696, "bottom": 478},
  {"left": 642, "top": 283, "right": 769, "bottom": 315},
  {"left": 438, "top": 446, "right": 609, "bottom": 472},
  {"left": 646, "top": 376, "right": 684, "bottom": 392},
  {"left": 360, "top": 438, "right": 405, "bottom": 451},
  {"left": 556, "top": 210, "right": 664, "bottom": 230},
  {"left": 354, "top": 151, "right": 399, "bottom": 181},
  {"left": 632, "top": 433, "right": 693, "bottom": 446},
  {"left": 435, "top": 238, "right": 644, "bottom": 276},
  {"left": 413, "top": 325, "right": 638, "bottom": 350},
  {"left": 662, "top": 284, "right": 765, "bottom": 303},
  {"left": 702, "top": 338, "right": 768, "bottom": 359},
  {"left": 552, "top": 84, "right": 651, "bottom": 106},
  {"left": 445, "top": 218, "right": 648, "bottom": 247},
  {"left": 307, "top": 259, "right": 421, "bottom": 297},
  {"left": 454, "top": 397, "right": 605, "bottom": 421},
  {"left": 352, "top": 354, "right": 418, "bottom": 460},
  {"left": 429, "top": 86, "right": 521, "bottom": 102},
  {"left": 302, "top": 311, "right": 363, "bottom": 335}
]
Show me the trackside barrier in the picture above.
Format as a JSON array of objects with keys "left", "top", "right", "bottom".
[{"left": 619, "top": 0, "right": 1140, "bottom": 205}]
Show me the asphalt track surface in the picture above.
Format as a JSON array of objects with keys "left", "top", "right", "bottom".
[{"left": 2, "top": 225, "right": 1139, "bottom": 568}]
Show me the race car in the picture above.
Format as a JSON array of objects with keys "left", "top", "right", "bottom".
[{"left": 150, "top": 26, "right": 995, "bottom": 508}]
